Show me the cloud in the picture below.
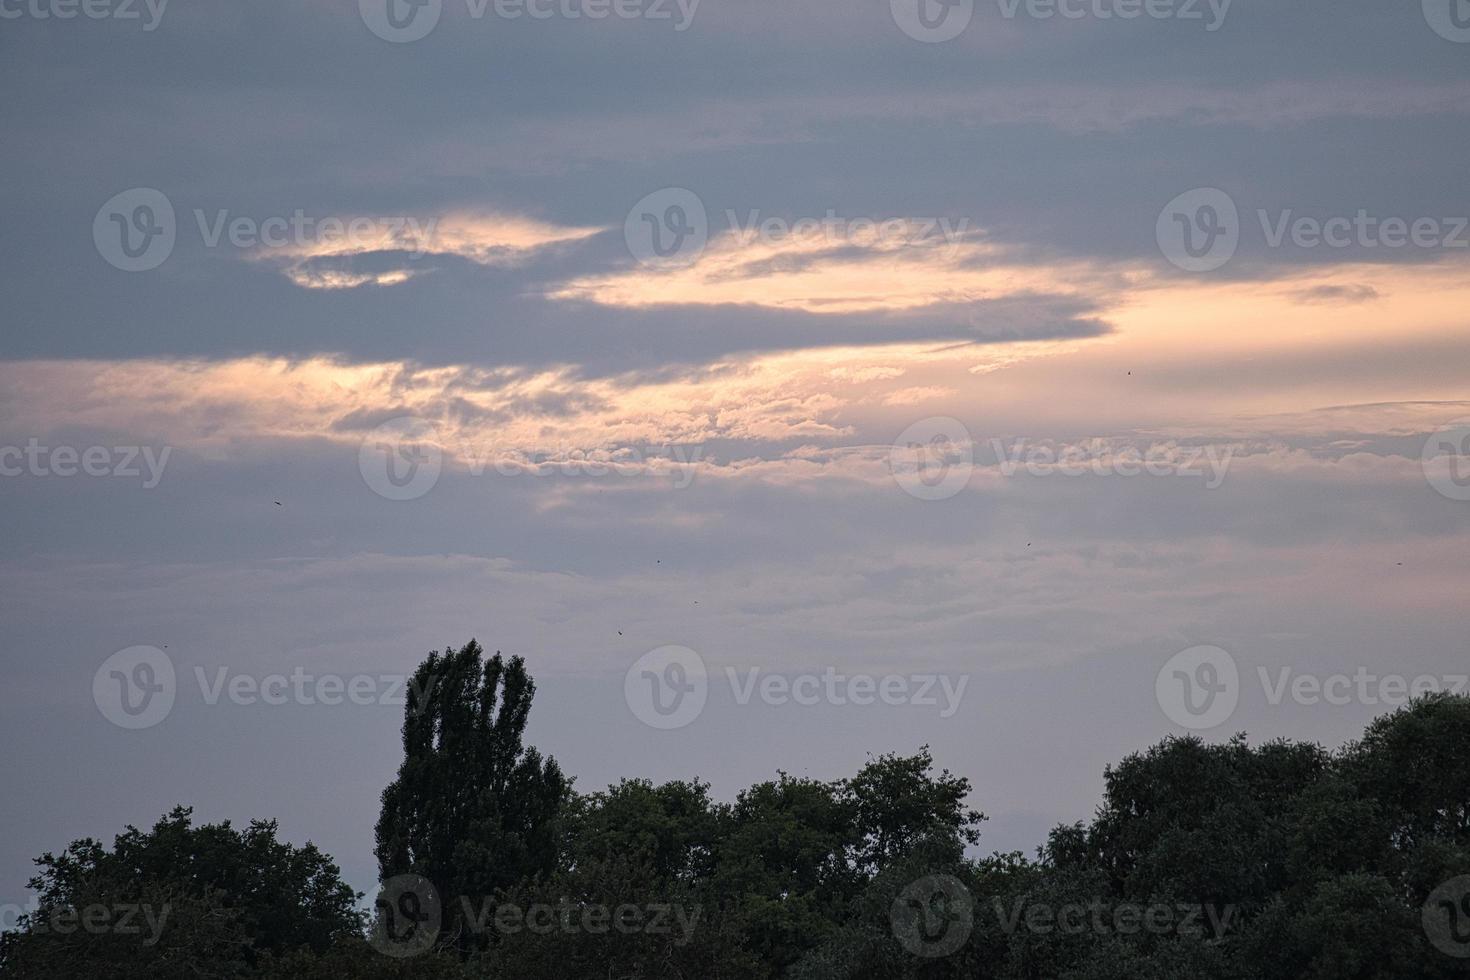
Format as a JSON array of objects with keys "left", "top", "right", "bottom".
[
  {"left": 250, "top": 212, "right": 602, "bottom": 289},
  {"left": 550, "top": 223, "right": 1134, "bottom": 314},
  {"left": 1288, "top": 283, "right": 1381, "bottom": 304}
]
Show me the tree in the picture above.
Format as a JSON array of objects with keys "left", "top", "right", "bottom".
[
  {"left": 842, "top": 748, "right": 983, "bottom": 874},
  {"left": 373, "top": 640, "right": 569, "bottom": 951},
  {"left": 1339, "top": 693, "right": 1470, "bottom": 854},
  {"left": 0, "top": 806, "right": 361, "bottom": 979}
]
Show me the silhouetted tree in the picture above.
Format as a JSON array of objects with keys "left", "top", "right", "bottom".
[
  {"left": 373, "top": 640, "right": 569, "bottom": 951},
  {"left": 0, "top": 806, "right": 360, "bottom": 979},
  {"left": 11, "top": 671, "right": 1470, "bottom": 980}
]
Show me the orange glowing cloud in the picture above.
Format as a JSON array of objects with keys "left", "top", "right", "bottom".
[{"left": 251, "top": 212, "right": 602, "bottom": 289}]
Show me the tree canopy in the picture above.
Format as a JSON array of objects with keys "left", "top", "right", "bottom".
[{"left": 5, "top": 646, "right": 1468, "bottom": 979}]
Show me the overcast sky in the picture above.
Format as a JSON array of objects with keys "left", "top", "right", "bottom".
[{"left": 2, "top": 0, "right": 1469, "bottom": 913}]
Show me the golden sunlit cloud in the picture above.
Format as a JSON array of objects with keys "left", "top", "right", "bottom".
[
  {"left": 251, "top": 212, "right": 602, "bottom": 289},
  {"left": 550, "top": 224, "right": 1133, "bottom": 314},
  {"left": 3, "top": 256, "right": 1467, "bottom": 492}
]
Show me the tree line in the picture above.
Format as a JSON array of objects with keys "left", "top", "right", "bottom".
[{"left": 4, "top": 638, "right": 1468, "bottom": 978}]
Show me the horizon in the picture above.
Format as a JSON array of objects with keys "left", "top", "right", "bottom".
[{"left": 3, "top": 0, "right": 1470, "bottom": 950}]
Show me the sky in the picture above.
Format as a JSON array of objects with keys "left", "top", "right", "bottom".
[{"left": 2, "top": 0, "right": 1469, "bottom": 915}]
